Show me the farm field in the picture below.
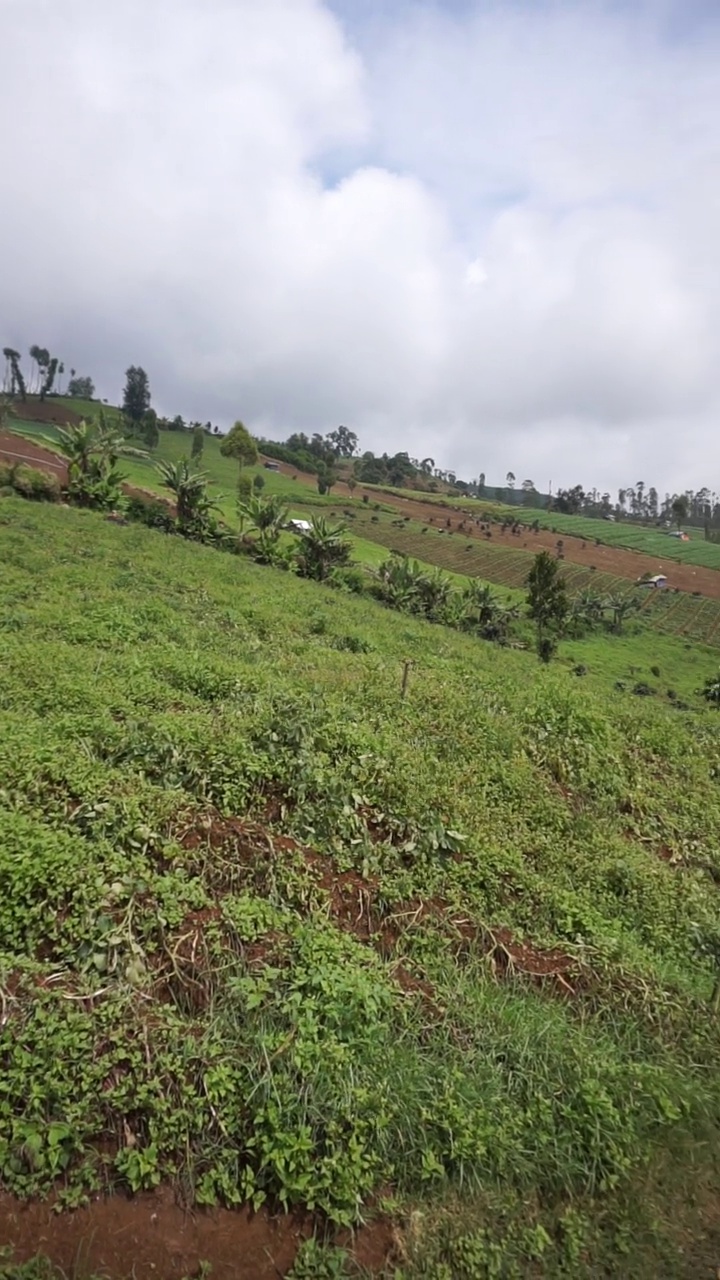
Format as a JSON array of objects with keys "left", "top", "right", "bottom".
[
  {"left": 1, "top": 499, "right": 720, "bottom": 1276},
  {"left": 376, "top": 485, "right": 720, "bottom": 570},
  {"left": 327, "top": 505, "right": 720, "bottom": 649}
]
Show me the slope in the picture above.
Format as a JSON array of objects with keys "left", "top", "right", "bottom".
[{"left": 1, "top": 499, "right": 720, "bottom": 1277}]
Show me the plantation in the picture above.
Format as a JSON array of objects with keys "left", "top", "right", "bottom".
[{"left": 1, "top": 498, "right": 720, "bottom": 1276}]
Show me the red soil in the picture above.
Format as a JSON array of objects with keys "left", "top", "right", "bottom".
[
  {"left": 0, "top": 1187, "right": 394, "bottom": 1279},
  {"left": 356, "top": 492, "right": 720, "bottom": 599},
  {"left": 0, "top": 431, "right": 68, "bottom": 480}
]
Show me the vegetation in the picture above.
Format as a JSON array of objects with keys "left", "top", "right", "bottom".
[
  {"left": 1, "top": 500, "right": 720, "bottom": 1276},
  {"left": 122, "top": 365, "right": 151, "bottom": 426},
  {"left": 220, "top": 419, "right": 258, "bottom": 471}
]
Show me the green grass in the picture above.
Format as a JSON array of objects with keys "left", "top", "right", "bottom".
[{"left": 1, "top": 498, "right": 720, "bottom": 1275}]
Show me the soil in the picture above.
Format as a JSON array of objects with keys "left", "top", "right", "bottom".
[
  {"left": 0, "top": 431, "right": 69, "bottom": 480},
  {"left": 1, "top": 435, "right": 715, "bottom": 598},
  {"left": 8, "top": 398, "right": 83, "bottom": 428},
  {"left": 354, "top": 493, "right": 720, "bottom": 600},
  {"left": 0, "top": 1187, "right": 395, "bottom": 1278}
]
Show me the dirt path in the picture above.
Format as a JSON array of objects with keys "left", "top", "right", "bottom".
[{"left": 0, "top": 1187, "right": 394, "bottom": 1278}]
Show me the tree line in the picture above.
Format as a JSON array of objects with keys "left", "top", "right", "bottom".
[{"left": 4, "top": 346, "right": 715, "bottom": 531}]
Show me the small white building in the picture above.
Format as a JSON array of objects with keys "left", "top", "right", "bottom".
[
  {"left": 287, "top": 519, "right": 312, "bottom": 534},
  {"left": 638, "top": 574, "right": 668, "bottom": 589}
]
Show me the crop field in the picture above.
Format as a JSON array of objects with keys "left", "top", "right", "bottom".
[
  {"left": 2, "top": 498, "right": 720, "bottom": 1277},
  {"left": 374, "top": 486, "right": 720, "bottom": 572},
  {"left": 338, "top": 508, "right": 720, "bottom": 648}
]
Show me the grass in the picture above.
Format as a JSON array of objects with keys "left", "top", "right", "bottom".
[{"left": 1, "top": 497, "right": 720, "bottom": 1275}]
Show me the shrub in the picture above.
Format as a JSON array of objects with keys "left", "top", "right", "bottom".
[
  {"left": 327, "top": 565, "right": 367, "bottom": 594},
  {"left": 10, "top": 466, "right": 61, "bottom": 502},
  {"left": 633, "top": 682, "right": 654, "bottom": 697},
  {"left": 650, "top": 665, "right": 661, "bottom": 678},
  {"left": 125, "top": 494, "right": 176, "bottom": 533}
]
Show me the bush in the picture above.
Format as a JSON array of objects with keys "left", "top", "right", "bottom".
[
  {"left": 650, "top": 665, "right": 661, "bottom": 678},
  {"left": 125, "top": 494, "right": 176, "bottom": 533},
  {"left": 10, "top": 466, "right": 61, "bottom": 502},
  {"left": 327, "top": 566, "right": 367, "bottom": 595},
  {"left": 633, "top": 682, "right": 654, "bottom": 697}
]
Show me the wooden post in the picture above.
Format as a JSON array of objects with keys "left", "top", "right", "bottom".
[{"left": 401, "top": 659, "right": 412, "bottom": 699}]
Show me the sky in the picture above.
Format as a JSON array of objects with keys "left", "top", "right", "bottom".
[{"left": 2, "top": 0, "right": 720, "bottom": 494}]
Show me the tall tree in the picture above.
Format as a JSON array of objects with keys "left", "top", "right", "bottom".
[
  {"left": 526, "top": 551, "right": 568, "bottom": 662},
  {"left": 122, "top": 366, "right": 151, "bottom": 423},
  {"left": 671, "top": 494, "right": 689, "bottom": 529},
  {"left": 3, "top": 348, "right": 26, "bottom": 400},
  {"left": 220, "top": 420, "right": 258, "bottom": 471},
  {"left": 191, "top": 425, "right": 205, "bottom": 460},
  {"left": 326, "top": 425, "right": 358, "bottom": 458},
  {"left": 39, "top": 357, "right": 58, "bottom": 401}
]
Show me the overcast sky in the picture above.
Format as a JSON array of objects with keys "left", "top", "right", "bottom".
[{"left": 2, "top": 0, "right": 719, "bottom": 494}]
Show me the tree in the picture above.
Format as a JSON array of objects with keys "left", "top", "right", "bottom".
[
  {"left": 294, "top": 517, "right": 352, "bottom": 581},
  {"left": 521, "top": 479, "right": 537, "bottom": 507},
  {"left": 236, "top": 473, "right": 252, "bottom": 503},
  {"left": 506, "top": 471, "right": 515, "bottom": 490},
  {"left": 220, "top": 420, "right": 258, "bottom": 471},
  {"left": 605, "top": 593, "right": 641, "bottom": 634},
  {"left": 3, "top": 348, "right": 26, "bottom": 400},
  {"left": 316, "top": 462, "right": 337, "bottom": 494},
  {"left": 67, "top": 375, "right": 95, "bottom": 399},
  {"left": 326, "top": 425, "right": 358, "bottom": 458},
  {"left": 57, "top": 361, "right": 65, "bottom": 394},
  {"left": 142, "top": 409, "right": 159, "bottom": 449},
  {"left": 156, "top": 458, "right": 220, "bottom": 536},
  {"left": 252, "top": 473, "right": 265, "bottom": 494},
  {"left": 39, "top": 357, "right": 58, "bottom": 401},
  {"left": 122, "top": 366, "right": 151, "bottom": 424},
  {"left": 671, "top": 494, "right": 689, "bottom": 529},
  {"left": 191, "top": 425, "right": 205, "bottom": 460},
  {"left": 526, "top": 551, "right": 568, "bottom": 660}
]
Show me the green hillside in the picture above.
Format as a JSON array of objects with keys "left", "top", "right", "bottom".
[{"left": 2, "top": 498, "right": 720, "bottom": 1275}]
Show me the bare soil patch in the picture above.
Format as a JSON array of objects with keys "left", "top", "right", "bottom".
[
  {"left": 348, "top": 488, "right": 720, "bottom": 599},
  {"left": 0, "top": 1187, "right": 394, "bottom": 1278},
  {"left": 9, "top": 399, "right": 83, "bottom": 428},
  {"left": 0, "top": 432, "right": 68, "bottom": 481}
]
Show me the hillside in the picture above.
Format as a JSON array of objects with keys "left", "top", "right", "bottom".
[{"left": 1, "top": 498, "right": 720, "bottom": 1277}]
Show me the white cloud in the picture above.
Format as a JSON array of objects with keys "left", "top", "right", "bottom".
[{"left": 1, "top": 0, "right": 719, "bottom": 492}]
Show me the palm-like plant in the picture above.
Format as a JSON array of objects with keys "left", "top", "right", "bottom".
[
  {"left": 237, "top": 493, "right": 289, "bottom": 562},
  {"left": 605, "top": 593, "right": 641, "bottom": 634},
  {"left": 294, "top": 516, "right": 352, "bottom": 581},
  {"left": 156, "top": 458, "right": 220, "bottom": 534},
  {"left": 29, "top": 415, "right": 147, "bottom": 508}
]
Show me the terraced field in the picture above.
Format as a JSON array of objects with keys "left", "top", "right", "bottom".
[{"left": 340, "top": 509, "right": 720, "bottom": 648}]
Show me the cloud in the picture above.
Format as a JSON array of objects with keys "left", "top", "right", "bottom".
[{"left": 2, "top": 0, "right": 720, "bottom": 492}]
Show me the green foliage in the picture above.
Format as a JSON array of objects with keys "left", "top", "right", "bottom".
[
  {"left": 156, "top": 457, "right": 221, "bottom": 538},
  {"left": 295, "top": 517, "right": 352, "bottom": 581},
  {"left": 220, "top": 420, "right": 258, "bottom": 469},
  {"left": 122, "top": 365, "right": 151, "bottom": 424},
  {"left": 66, "top": 374, "right": 94, "bottom": 398},
  {"left": 526, "top": 552, "right": 569, "bottom": 658},
  {"left": 191, "top": 424, "right": 205, "bottom": 460},
  {"left": 0, "top": 501, "right": 720, "bottom": 1274}
]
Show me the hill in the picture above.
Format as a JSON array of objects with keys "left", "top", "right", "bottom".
[{"left": 1, "top": 498, "right": 720, "bottom": 1277}]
